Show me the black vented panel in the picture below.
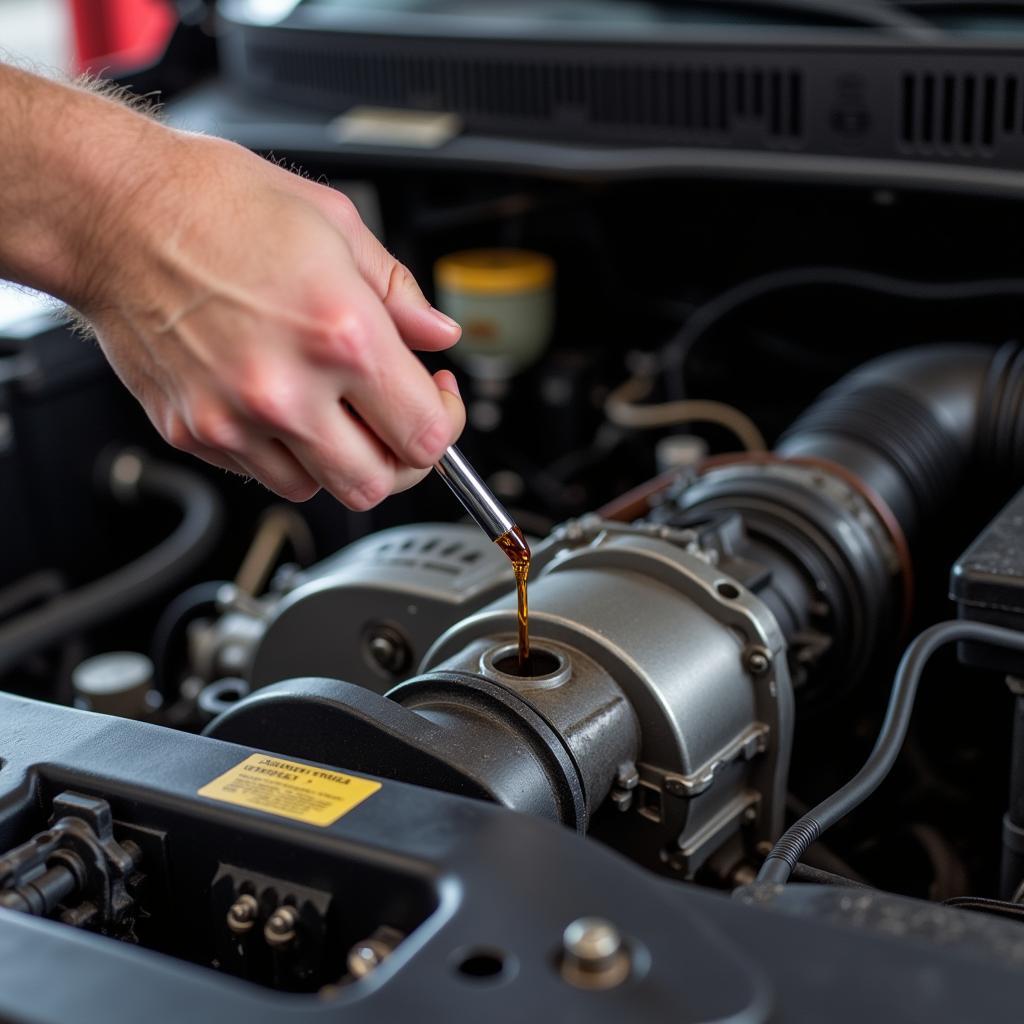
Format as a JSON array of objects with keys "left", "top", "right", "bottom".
[
  {"left": 242, "top": 41, "right": 805, "bottom": 144},
  {"left": 900, "top": 70, "right": 1022, "bottom": 156},
  {"left": 219, "top": 21, "right": 1024, "bottom": 174}
]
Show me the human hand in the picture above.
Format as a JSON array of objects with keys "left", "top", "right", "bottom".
[{"left": 73, "top": 121, "right": 465, "bottom": 508}]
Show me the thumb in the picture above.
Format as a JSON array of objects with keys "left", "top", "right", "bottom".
[
  {"left": 391, "top": 370, "right": 465, "bottom": 494},
  {"left": 434, "top": 369, "right": 466, "bottom": 444},
  {"left": 371, "top": 256, "right": 463, "bottom": 353},
  {"left": 309, "top": 184, "right": 462, "bottom": 351}
]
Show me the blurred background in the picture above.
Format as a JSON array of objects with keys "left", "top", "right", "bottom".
[
  {"left": 0, "top": 0, "right": 174, "bottom": 74},
  {"left": 0, "top": 0, "right": 175, "bottom": 323}
]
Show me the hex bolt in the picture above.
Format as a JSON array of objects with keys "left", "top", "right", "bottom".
[
  {"left": 744, "top": 645, "right": 772, "bottom": 676},
  {"left": 226, "top": 893, "right": 259, "bottom": 936},
  {"left": 348, "top": 941, "right": 383, "bottom": 979},
  {"left": 560, "top": 917, "right": 631, "bottom": 989},
  {"left": 264, "top": 905, "right": 300, "bottom": 949},
  {"left": 366, "top": 626, "right": 411, "bottom": 675},
  {"left": 615, "top": 763, "right": 640, "bottom": 791},
  {"left": 346, "top": 926, "right": 404, "bottom": 980},
  {"left": 347, "top": 938, "right": 390, "bottom": 979}
]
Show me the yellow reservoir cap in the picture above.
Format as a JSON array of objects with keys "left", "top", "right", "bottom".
[{"left": 435, "top": 248, "right": 555, "bottom": 296}]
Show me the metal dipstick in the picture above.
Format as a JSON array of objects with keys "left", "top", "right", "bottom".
[{"left": 434, "top": 446, "right": 516, "bottom": 542}]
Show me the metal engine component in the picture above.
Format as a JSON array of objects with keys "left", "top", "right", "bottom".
[
  {"left": 420, "top": 516, "right": 793, "bottom": 874},
  {"left": 205, "top": 515, "right": 793, "bottom": 876},
  {"left": 395, "top": 636, "right": 641, "bottom": 828},
  {"left": 0, "top": 792, "right": 141, "bottom": 934},
  {"left": 193, "top": 344, "right": 1024, "bottom": 881},
  {"left": 204, "top": 638, "right": 638, "bottom": 833},
  {"left": 196, "top": 523, "right": 516, "bottom": 691}
]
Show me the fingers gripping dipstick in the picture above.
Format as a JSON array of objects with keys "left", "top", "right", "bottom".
[{"left": 434, "top": 447, "right": 532, "bottom": 671}]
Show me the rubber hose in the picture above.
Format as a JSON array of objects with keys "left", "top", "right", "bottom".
[
  {"left": 758, "top": 620, "right": 1024, "bottom": 884},
  {"left": 778, "top": 341, "right": 1024, "bottom": 541},
  {"left": 151, "top": 580, "right": 229, "bottom": 699},
  {"left": 0, "top": 451, "right": 223, "bottom": 677}
]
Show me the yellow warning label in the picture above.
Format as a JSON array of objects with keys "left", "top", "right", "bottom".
[{"left": 198, "top": 754, "right": 381, "bottom": 827}]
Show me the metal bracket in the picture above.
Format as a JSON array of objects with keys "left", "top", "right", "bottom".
[{"left": 661, "top": 724, "right": 770, "bottom": 798}]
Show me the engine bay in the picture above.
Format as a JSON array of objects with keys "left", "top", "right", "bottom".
[{"left": 9, "top": 7, "right": 1024, "bottom": 1019}]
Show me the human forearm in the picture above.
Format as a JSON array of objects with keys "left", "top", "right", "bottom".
[
  {"left": 0, "top": 63, "right": 464, "bottom": 509},
  {"left": 0, "top": 63, "right": 174, "bottom": 306}
]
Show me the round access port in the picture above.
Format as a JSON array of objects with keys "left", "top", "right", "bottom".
[
  {"left": 482, "top": 643, "right": 569, "bottom": 687},
  {"left": 198, "top": 677, "right": 251, "bottom": 723}
]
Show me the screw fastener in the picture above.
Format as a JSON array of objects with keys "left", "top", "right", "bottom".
[
  {"left": 366, "top": 626, "right": 411, "bottom": 675},
  {"left": 560, "top": 917, "right": 631, "bottom": 989},
  {"left": 744, "top": 645, "right": 772, "bottom": 676},
  {"left": 264, "top": 905, "right": 300, "bottom": 948},
  {"left": 346, "top": 926, "right": 405, "bottom": 980},
  {"left": 226, "top": 894, "right": 259, "bottom": 936}
]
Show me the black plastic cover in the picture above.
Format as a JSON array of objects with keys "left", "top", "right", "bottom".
[{"left": 951, "top": 486, "right": 1024, "bottom": 674}]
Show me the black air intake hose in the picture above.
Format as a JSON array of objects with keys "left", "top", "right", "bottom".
[
  {"left": 0, "top": 450, "right": 223, "bottom": 678},
  {"left": 670, "top": 341, "right": 1024, "bottom": 693},
  {"left": 778, "top": 341, "right": 1024, "bottom": 541}
]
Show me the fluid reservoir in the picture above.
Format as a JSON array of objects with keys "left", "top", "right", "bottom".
[{"left": 434, "top": 248, "right": 555, "bottom": 380}]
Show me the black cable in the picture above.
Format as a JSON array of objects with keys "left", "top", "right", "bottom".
[
  {"left": 0, "top": 450, "right": 223, "bottom": 678},
  {"left": 758, "top": 620, "right": 1024, "bottom": 884},
  {"left": 658, "top": 267, "right": 1024, "bottom": 399},
  {"left": 790, "top": 863, "right": 873, "bottom": 888},
  {"left": 786, "top": 792, "right": 869, "bottom": 883},
  {"left": 943, "top": 896, "right": 1024, "bottom": 922}
]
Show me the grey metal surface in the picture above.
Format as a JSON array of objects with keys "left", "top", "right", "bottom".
[
  {"left": 248, "top": 523, "right": 514, "bottom": 691},
  {"left": 423, "top": 517, "right": 793, "bottom": 875},
  {"left": 224, "top": 514, "right": 792, "bottom": 873},
  {"left": 420, "top": 636, "right": 641, "bottom": 820}
]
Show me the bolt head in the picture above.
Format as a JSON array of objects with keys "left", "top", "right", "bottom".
[
  {"left": 226, "top": 894, "right": 259, "bottom": 935},
  {"left": 561, "top": 917, "right": 631, "bottom": 990},
  {"left": 563, "top": 918, "right": 621, "bottom": 964},
  {"left": 264, "top": 905, "right": 299, "bottom": 948},
  {"left": 347, "top": 939, "right": 390, "bottom": 979},
  {"left": 744, "top": 646, "right": 772, "bottom": 676},
  {"left": 366, "top": 627, "right": 410, "bottom": 674},
  {"left": 369, "top": 635, "right": 396, "bottom": 661}
]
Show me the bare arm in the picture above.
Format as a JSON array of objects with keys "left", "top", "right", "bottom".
[{"left": 0, "top": 63, "right": 465, "bottom": 508}]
